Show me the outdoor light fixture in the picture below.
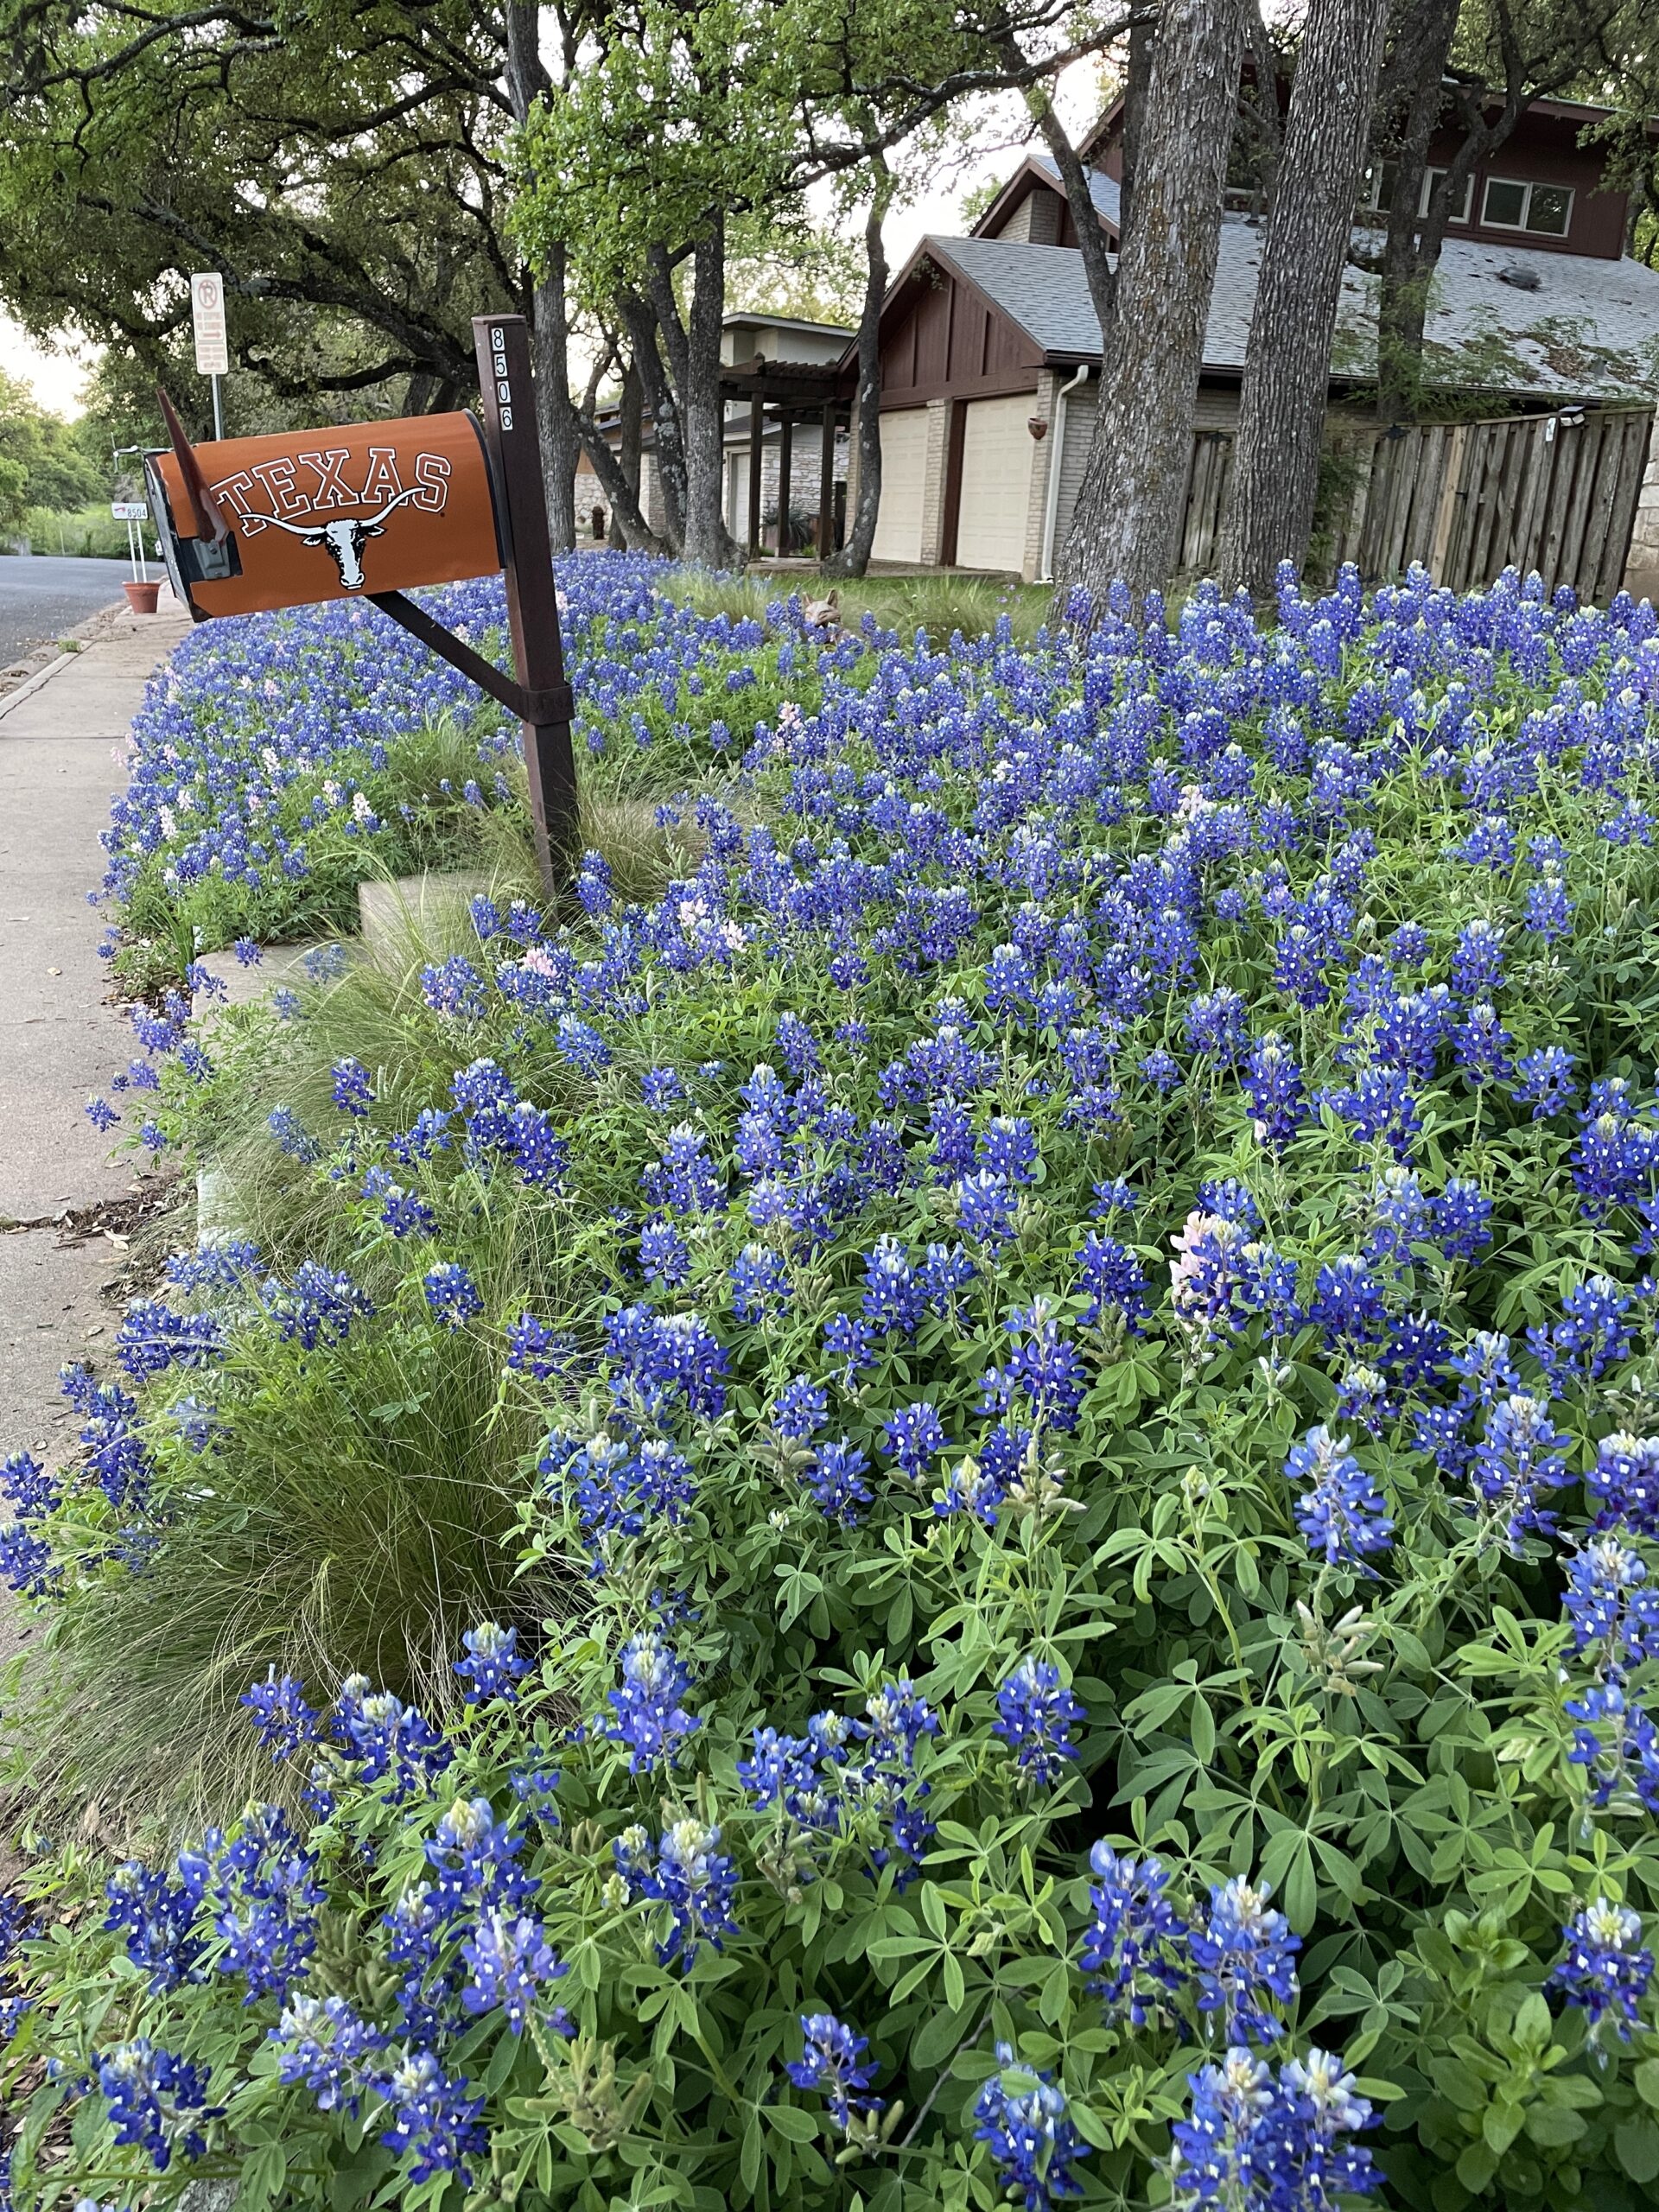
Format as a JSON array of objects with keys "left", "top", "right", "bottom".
[{"left": 1027, "top": 416, "right": 1048, "bottom": 440}]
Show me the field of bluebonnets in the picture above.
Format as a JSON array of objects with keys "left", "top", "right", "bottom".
[{"left": 7, "top": 550, "right": 1659, "bottom": 2211}]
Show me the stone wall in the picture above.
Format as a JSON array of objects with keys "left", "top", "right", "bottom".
[{"left": 1626, "top": 414, "right": 1659, "bottom": 604}]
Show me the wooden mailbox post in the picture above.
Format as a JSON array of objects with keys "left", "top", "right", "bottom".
[{"left": 143, "top": 312, "right": 578, "bottom": 900}]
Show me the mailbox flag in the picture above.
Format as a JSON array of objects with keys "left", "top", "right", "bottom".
[{"left": 146, "top": 414, "right": 504, "bottom": 620}]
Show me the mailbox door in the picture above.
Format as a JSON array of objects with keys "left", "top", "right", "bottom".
[{"left": 150, "top": 411, "right": 502, "bottom": 619}]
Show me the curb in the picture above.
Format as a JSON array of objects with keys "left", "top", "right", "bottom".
[
  {"left": 0, "top": 647, "right": 79, "bottom": 724},
  {"left": 0, "top": 596, "right": 192, "bottom": 726}
]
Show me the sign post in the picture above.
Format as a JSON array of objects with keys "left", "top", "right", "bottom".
[
  {"left": 189, "top": 272, "right": 229, "bottom": 441},
  {"left": 467, "top": 314, "right": 578, "bottom": 894},
  {"left": 111, "top": 499, "right": 149, "bottom": 582}
]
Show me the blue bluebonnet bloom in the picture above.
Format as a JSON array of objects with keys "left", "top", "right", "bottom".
[
  {"left": 613, "top": 1816, "right": 741, "bottom": 1970},
  {"left": 423, "top": 1262, "right": 483, "bottom": 1330},
  {"left": 1468, "top": 1392, "right": 1570, "bottom": 1548},
  {"left": 1588, "top": 1432, "right": 1659, "bottom": 1535},
  {"left": 455, "top": 1622, "right": 529, "bottom": 1704},
  {"left": 1191, "top": 1877, "right": 1300, "bottom": 2044},
  {"left": 1548, "top": 1898, "right": 1655, "bottom": 2040},
  {"left": 604, "top": 1632, "right": 701, "bottom": 1770},
  {"left": 373, "top": 2048, "right": 487, "bottom": 2184},
  {"left": 1284, "top": 1428, "right": 1394, "bottom": 1570},
  {"left": 1566, "top": 1685, "right": 1659, "bottom": 1813},
  {"left": 971, "top": 2042, "right": 1084, "bottom": 2210},
  {"left": 1169, "top": 2045, "right": 1379, "bottom": 2209},
  {"left": 458, "top": 1910, "right": 569, "bottom": 2035},
  {"left": 242, "top": 1670, "right": 321, "bottom": 1763},
  {"left": 1078, "top": 1844, "right": 1190, "bottom": 2027},
  {"left": 330, "top": 1058, "right": 374, "bottom": 1116},
  {"left": 96, "top": 2040, "right": 215, "bottom": 2168},
  {"left": 786, "top": 2012, "right": 883, "bottom": 2130},
  {"left": 994, "top": 1656, "right": 1084, "bottom": 1788}
]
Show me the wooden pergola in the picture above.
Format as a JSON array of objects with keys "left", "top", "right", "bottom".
[{"left": 721, "top": 354, "right": 849, "bottom": 558}]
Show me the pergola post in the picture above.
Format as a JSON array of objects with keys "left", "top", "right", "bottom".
[
  {"left": 776, "top": 411, "right": 793, "bottom": 556},
  {"left": 747, "top": 393, "right": 764, "bottom": 559},
  {"left": 817, "top": 402, "right": 838, "bottom": 556}
]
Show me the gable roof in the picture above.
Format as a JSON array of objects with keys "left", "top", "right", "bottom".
[{"left": 919, "top": 224, "right": 1659, "bottom": 402}]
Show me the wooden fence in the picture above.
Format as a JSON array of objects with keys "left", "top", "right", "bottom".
[{"left": 1179, "top": 403, "right": 1655, "bottom": 602}]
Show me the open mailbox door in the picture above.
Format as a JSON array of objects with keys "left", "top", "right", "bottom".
[{"left": 143, "top": 316, "right": 576, "bottom": 897}]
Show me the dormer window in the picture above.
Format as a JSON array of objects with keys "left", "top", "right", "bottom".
[
  {"left": 1480, "top": 176, "right": 1573, "bottom": 236},
  {"left": 1360, "top": 162, "right": 1471, "bottom": 221}
]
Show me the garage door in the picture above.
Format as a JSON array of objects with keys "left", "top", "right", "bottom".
[
  {"left": 871, "top": 409, "right": 929, "bottom": 563},
  {"left": 955, "top": 395, "right": 1035, "bottom": 573}
]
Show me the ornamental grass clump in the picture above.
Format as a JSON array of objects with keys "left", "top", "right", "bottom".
[{"left": 14, "top": 559, "right": 1659, "bottom": 2207}]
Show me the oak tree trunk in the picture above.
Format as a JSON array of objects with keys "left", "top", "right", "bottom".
[
  {"left": 1057, "top": 0, "right": 1245, "bottom": 607},
  {"left": 825, "top": 181, "right": 890, "bottom": 579},
  {"left": 1217, "top": 0, "right": 1388, "bottom": 595},
  {"left": 503, "top": 0, "right": 578, "bottom": 552},
  {"left": 645, "top": 223, "right": 736, "bottom": 569},
  {"left": 608, "top": 359, "right": 645, "bottom": 549},
  {"left": 620, "top": 288, "right": 686, "bottom": 553}
]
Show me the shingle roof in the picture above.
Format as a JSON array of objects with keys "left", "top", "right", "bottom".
[
  {"left": 926, "top": 220, "right": 1659, "bottom": 401},
  {"left": 1029, "top": 154, "right": 1122, "bottom": 229}
]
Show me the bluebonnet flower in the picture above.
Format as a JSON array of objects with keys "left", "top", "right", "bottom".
[
  {"left": 1450, "top": 918, "right": 1505, "bottom": 998},
  {"left": 273, "top": 1993, "right": 385, "bottom": 2115},
  {"left": 1566, "top": 1685, "right": 1659, "bottom": 1814},
  {"left": 994, "top": 1656, "right": 1084, "bottom": 1788},
  {"left": 1170, "top": 2045, "right": 1379, "bottom": 2209},
  {"left": 1242, "top": 1033, "right": 1305, "bottom": 1151},
  {"left": 1077, "top": 1231, "right": 1151, "bottom": 1334},
  {"left": 505, "top": 1313, "right": 571, "bottom": 1380},
  {"left": 613, "top": 1816, "right": 741, "bottom": 1970},
  {"left": 1468, "top": 1392, "right": 1570, "bottom": 1548},
  {"left": 786, "top": 2013, "right": 884, "bottom": 2130},
  {"left": 1588, "top": 1432, "right": 1659, "bottom": 1535},
  {"left": 1285, "top": 1428, "right": 1394, "bottom": 1570},
  {"left": 1433, "top": 1178, "right": 1492, "bottom": 1261},
  {"left": 1523, "top": 873, "right": 1573, "bottom": 942},
  {"left": 605, "top": 1632, "right": 700, "bottom": 1770},
  {"left": 232, "top": 936, "right": 262, "bottom": 966},
  {"left": 1513, "top": 1045, "right": 1576, "bottom": 1118},
  {"left": 374, "top": 2048, "right": 487, "bottom": 2185},
  {"left": 267, "top": 1104, "right": 321, "bottom": 1162},
  {"left": 97, "top": 2040, "right": 214, "bottom": 2168},
  {"left": 957, "top": 1169, "right": 1016, "bottom": 1242},
  {"left": 772, "top": 1376, "right": 828, "bottom": 1440},
  {"left": 803, "top": 1439, "right": 874, "bottom": 1523},
  {"left": 1078, "top": 1845, "right": 1190, "bottom": 2027},
  {"left": 884, "top": 1401, "right": 945, "bottom": 1479},
  {"left": 86, "top": 1095, "right": 120, "bottom": 1131},
  {"left": 980, "top": 1116, "right": 1039, "bottom": 1184},
  {"left": 1191, "top": 1878, "right": 1300, "bottom": 2044},
  {"left": 459, "top": 1910, "right": 569, "bottom": 2035},
  {"left": 334, "top": 1675, "right": 452, "bottom": 1799},
  {"left": 730, "top": 1243, "right": 789, "bottom": 1322},
  {"left": 264, "top": 1261, "right": 373, "bottom": 1350},
  {"left": 639, "top": 1218, "right": 692, "bottom": 1289},
  {"left": 241, "top": 1670, "right": 321, "bottom": 1762},
  {"left": 103, "top": 1857, "right": 207, "bottom": 1993},
  {"left": 1307, "top": 1256, "right": 1387, "bottom": 1355},
  {"left": 971, "top": 2042, "right": 1084, "bottom": 2210},
  {"left": 330, "top": 1057, "right": 374, "bottom": 1116},
  {"left": 1529, "top": 1274, "right": 1633, "bottom": 1388},
  {"left": 455, "top": 1622, "right": 529, "bottom": 1704},
  {"left": 423, "top": 1262, "right": 483, "bottom": 1330},
  {"left": 1549, "top": 1899, "right": 1654, "bottom": 2040}
]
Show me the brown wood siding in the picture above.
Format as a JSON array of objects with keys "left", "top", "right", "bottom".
[
  {"left": 1413, "top": 109, "right": 1626, "bottom": 259},
  {"left": 876, "top": 263, "right": 1044, "bottom": 410}
]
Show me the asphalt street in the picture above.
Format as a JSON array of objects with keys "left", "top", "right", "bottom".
[{"left": 0, "top": 555, "right": 136, "bottom": 662}]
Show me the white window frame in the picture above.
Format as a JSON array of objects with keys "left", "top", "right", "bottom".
[
  {"left": 1480, "top": 175, "right": 1574, "bottom": 237},
  {"left": 1420, "top": 168, "right": 1472, "bottom": 223}
]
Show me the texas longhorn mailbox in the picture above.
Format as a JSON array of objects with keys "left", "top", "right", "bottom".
[{"left": 144, "top": 315, "right": 577, "bottom": 896}]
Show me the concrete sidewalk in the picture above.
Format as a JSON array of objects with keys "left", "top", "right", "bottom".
[{"left": 0, "top": 601, "right": 191, "bottom": 1508}]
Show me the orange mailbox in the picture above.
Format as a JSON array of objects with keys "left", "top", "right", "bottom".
[
  {"left": 142, "top": 315, "right": 578, "bottom": 897},
  {"left": 145, "top": 413, "right": 501, "bottom": 619}
]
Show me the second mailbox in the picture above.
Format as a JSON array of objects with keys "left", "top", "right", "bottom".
[{"left": 145, "top": 413, "right": 503, "bottom": 621}]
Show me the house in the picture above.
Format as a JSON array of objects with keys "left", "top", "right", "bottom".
[
  {"left": 576, "top": 311, "right": 854, "bottom": 554},
  {"left": 846, "top": 91, "right": 1659, "bottom": 593}
]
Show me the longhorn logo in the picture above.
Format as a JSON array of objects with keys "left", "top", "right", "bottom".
[{"left": 260, "top": 483, "right": 427, "bottom": 589}]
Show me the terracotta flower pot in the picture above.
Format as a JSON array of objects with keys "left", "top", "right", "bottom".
[{"left": 123, "top": 580, "right": 162, "bottom": 614}]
